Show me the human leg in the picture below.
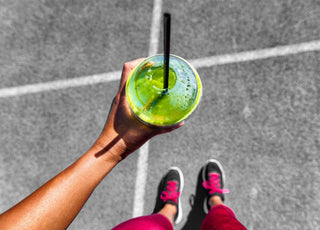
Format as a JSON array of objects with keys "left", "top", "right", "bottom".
[
  {"left": 200, "top": 198, "right": 246, "bottom": 230},
  {"left": 112, "top": 213, "right": 173, "bottom": 230},
  {"left": 112, "top": 167, "right": 184, "bottom": 230},
  {"left": 200, "top": 159, "right": 246, "bottom": 230}
]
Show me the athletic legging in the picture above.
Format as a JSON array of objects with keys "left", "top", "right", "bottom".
[{"left": 112, "top": 204, "right": 246, "bottom": 230}]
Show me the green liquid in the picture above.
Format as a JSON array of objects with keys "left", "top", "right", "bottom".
[{"left": 126, "top": 55, "right": 201, "bottom": 126}]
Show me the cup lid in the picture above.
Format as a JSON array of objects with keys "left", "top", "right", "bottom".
[{"left": 126, "top": 54, "right": 202, "bottom": 126}]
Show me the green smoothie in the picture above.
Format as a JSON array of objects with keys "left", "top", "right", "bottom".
[{"left": 126, "top": 54, "right": 202, "bottom": 126}]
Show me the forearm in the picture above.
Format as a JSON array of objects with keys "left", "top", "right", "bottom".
[
  {"left": 0, "top": 58, "right": 181, "bottom": 230},
  {"left": 0, "top": 133, "right": 123, "bottom": 230}
]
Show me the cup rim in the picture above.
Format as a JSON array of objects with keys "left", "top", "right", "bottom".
[{"left": 125, "top": 54, "right": 202, "bottom": 127}]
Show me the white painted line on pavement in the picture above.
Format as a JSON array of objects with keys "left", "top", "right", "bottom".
[
  {"left": 132, "top": 0, "right": 163, "bottom": 218},
  {"left": 148, "top": 0, "right": 163, "bottom": 57},
  {"left": 190, "top": 40, "right": 320, "bottom": 68},
  {"left": 132, "top": 142, "right": 150, "bottom": 218},
  {"left": 0, "top": 71, "right": 121, "bottom": 98},
  {"left": 1, "top": 40, "right": 320, "bottom": 99}
]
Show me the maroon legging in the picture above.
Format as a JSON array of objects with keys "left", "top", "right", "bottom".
[
  {"left": 200, "top": 205, "right": 247, "bottom": 230},
  {"left": 112, "top": 205, "right": 246, "bottom": 230}
]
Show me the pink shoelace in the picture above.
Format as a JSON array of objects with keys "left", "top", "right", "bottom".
[
  {"left": 202, "top": 173, "right": 230, "bottom": 195},
  {"left": 160, "top": 181, "right": 180, "bottom": 204}
]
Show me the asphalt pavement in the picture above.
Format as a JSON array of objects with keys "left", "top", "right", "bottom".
[{"left": 1, "top": 0, "right": 320, "bottom": 229}]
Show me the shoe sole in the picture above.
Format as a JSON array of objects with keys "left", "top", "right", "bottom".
[
  {"left": 169, "top": 166, "right": 184, "bottom": 225},
  {"left": 201, "top": 159, "right": 226, "bottom": 214}
]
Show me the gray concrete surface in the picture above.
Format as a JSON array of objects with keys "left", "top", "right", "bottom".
[
  {"left": 146, "top": 53, "right": 320, "bottom": 229},
  {"left": 1, "top": 0, "right": 320, "bottom": 229}
]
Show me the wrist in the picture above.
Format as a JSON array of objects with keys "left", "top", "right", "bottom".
[
  {"left": 91, "top": 127, "right": 130, "bottom": 162},
  {"left": 79, "top": 135, "right": 125, "bottom": 182}
]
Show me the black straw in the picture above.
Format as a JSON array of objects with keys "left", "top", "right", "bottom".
[{"left": 163, "top": 13, "right": 171, "bottom": 91}]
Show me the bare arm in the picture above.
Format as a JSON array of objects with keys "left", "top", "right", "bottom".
[{"left": 0, "top": 58, "right": 183, "bottom": 230}]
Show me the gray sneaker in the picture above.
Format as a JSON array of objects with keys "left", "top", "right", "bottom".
[
  {"left": 202, "top": 159, "right": 229, "bottom": 214},
  {"left": 152, "top": 167, "right": 184, "bottom": 225}
]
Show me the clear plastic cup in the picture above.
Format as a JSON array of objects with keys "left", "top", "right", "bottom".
[{"left": 126, "top": 54, "right": 202, "bottom": 127}]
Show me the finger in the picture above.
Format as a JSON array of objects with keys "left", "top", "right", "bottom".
[
  {"left": 158, "top": 121, "right": 185, "bottom": 134},
  {"left": 126, "top": 58, "right": 146, "bottom": 70},
  {"left": 119, "top": 58, "right": 146, "bottom": 87}
]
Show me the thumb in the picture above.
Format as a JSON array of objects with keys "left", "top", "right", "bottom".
[{"left": 158, "top": 121, "right": 185, "bottom": 135}]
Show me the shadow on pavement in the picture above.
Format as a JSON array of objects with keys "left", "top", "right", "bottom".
[{"left": 181, "top": 167, "right": 207, "bottom": 230}]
